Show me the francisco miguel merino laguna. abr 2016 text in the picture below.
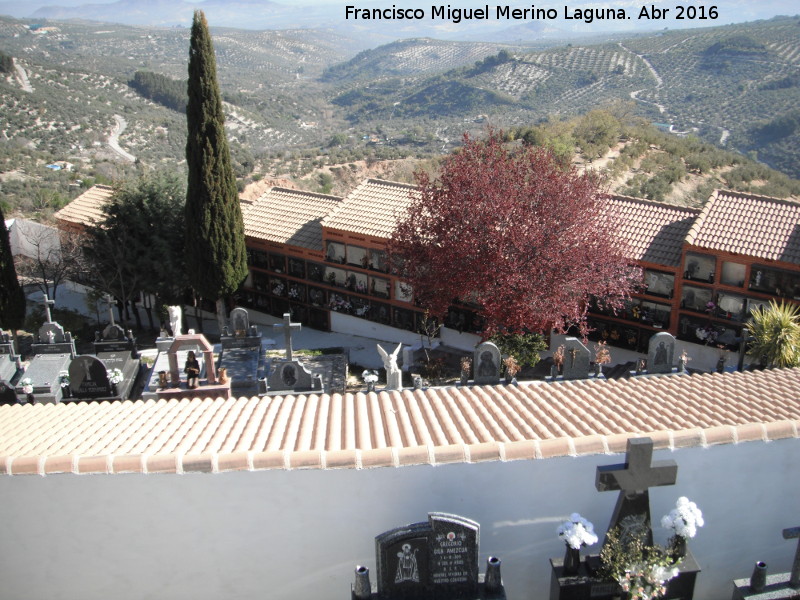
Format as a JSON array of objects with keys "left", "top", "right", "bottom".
[{"left": 344, "top": 5, "right": 720, "bottom": 23}]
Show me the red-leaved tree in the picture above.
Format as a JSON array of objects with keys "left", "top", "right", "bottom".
[{"left": 388, "top": 131, "right": 639, "bottom": 338}]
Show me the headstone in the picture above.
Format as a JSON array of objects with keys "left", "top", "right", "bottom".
[
  {"left": 32, "top": 320, "right": 76, "bottom": 356},
  {"left": 219, "top": 308, "right": 265, "bottom": 396},
  {"left": 103, "top": 293, "right": 117, "bottom": 326},
  {"left": 273, "top": 312, "right": 301, "bottom": 360},
  {"left": 0, "top": 333, "right": 22, "bottom": 395},
  {"left": 68, "top": 355, "right": 112, "bottom": 398},
  {"left": 266, "top": 358, "right": 323, "bottom": 394},
  {"left": 596, "top": 437, "right": 677, "bottom": 547},
  {"left": 647, "top": 332, "right": 676, "bottom": 374},
  {"left": 377, "top": 343, "right": 403, "bottom": 390},
  {"left": 231, "top": 307, "right": 250, "bottom": 336},
  {"left": 561, "top": 337, "right": 590, "bottom": 380},
  {"left": 473, "top": 341, "right": 501, "bottom": 385},
  {"left": 550, "top": 437, "right": 700, "bottom": 600},
  {"left": 354, "top": 512, "right": 505, "bottom": 600}
]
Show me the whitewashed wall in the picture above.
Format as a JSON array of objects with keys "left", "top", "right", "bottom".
[{"left": 2, "top": 438, "right": 797, "bottom": 600}]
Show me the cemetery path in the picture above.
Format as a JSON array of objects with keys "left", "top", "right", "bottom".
[{"left": 107, "top": 115, "right": 136, "bottom": 162}]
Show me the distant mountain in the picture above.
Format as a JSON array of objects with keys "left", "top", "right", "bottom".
[{"left": 5, "top": 0, "right": 795, "bottom": 40}]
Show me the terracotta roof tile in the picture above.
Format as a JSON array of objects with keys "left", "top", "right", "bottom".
[
  {"left": 53, "top": 184, "right": 115, "bottom": 227},
  {"left": 685, "top": 189, "right": 800, "bottom": 263},
  {"left": 321, "top": 178, "right": 419, "bottom": 238},
  {"left": 243, "top": 187, "right": 343, "bottom": 251},
  {"left": 607, "top": 195, "right": 700, "bottom": 267},
  {"left": 2, "top": 369, "right": 800, "bottom": 475}
]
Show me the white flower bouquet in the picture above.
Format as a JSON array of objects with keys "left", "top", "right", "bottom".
[
  {"left": 661, "top": 497, "right": 704, "bottom": 539},
  {"left": 20, "top": 377, "right": 33, "bottom": 395},
  {"left": 108, "top": 368, "right": 124, "bottom": 385},
  {"left": 557, "top": 513, "right": 599, "bottom": 550},
  {"left": 619, "top": 561, "right": 680, "bottom": 600}
]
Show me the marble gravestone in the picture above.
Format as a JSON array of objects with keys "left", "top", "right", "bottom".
[
  {"left": 219, "top": 308, "right": 265, "bottom": 397},
  {"left": 561, "top": 337, "right": 591, "bottom": 380},
  {"left": 265, "top": 312, "right": 323, "bottom": 395},
  {"left": 473, "top": 341, "right": 501, "bottom": 385},
  {"left": 352, "top": 512, "right": 505, "bottom": 600},
  {"left": 0, "top": 333, "right": 22, "bottom": 404},
  {"left": 18, "top": 301, "right": 77, "bottom": 403},
  {"left": 88, "top": 324, "right": 141, "bottom": 401},
  {"left": 550, "top": 437, "right": 700, "bottom": 600},
  {"left": 647, "top": 332, "right": 676, "bottom": 375}
]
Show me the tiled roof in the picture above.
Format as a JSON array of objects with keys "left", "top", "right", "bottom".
[
  {"left": 685, "top": 189, "right": 800, "bottom": 264},
  {"left": 53, "top": 184, "right": 115, "bottom": 227},
  {"left": 321, "top": 178, "right": 419, "bottom": 239},
  {"left": 2, "top": 369, "right": 799, "bottom": 476},
  {"left": 243, "top": 187, "right": 343, "bottom": 251},
  {"left": 607, "top": 195, "right": 700, "bottom": 267}
]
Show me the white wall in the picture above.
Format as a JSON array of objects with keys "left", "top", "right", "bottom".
[
  {"left": 331, "top": 312, "right": 421, "bottom": 346},
  {"left": 7, "top": 218, "right": 60, "bottom": 260},
  {"left": 1, "top": 438, "right": 797, "bottom": 600}
]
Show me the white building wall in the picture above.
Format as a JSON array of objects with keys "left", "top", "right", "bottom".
[{"left": 1, "top": 438, "right": 797, "bottom": 600}]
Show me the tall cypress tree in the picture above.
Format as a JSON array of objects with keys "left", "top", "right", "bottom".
[
  {"left": 184, "top": 10, "right": 247, "bottom": 329},
  {"left": 0, "top": 205, "right": 26, "bottom": 334}
]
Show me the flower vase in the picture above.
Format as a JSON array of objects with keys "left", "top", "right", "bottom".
[
  {"left": 111, "top": 382, "right": 118, "bottom": 396},
  {"left": 562, "top": 545, "right": 581, "bottom": 576},
  {"left": 750, "top": 561, "right": 767, "bottom": 592},
  {"left": 460, "top": 373, "right": 468, "bottom": 386},
  {"left": 366, "top": 381, "right": 375, "bottom": 393},
  {"left": 671, "top": 535, "right": 687, "bottom": 559}
]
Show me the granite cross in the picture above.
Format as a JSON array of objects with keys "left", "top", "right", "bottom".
[
  {"left": 596, "top": 437, "right": 678, "bottom": 546},
  {"left": 783, "top": 526, "right": 800, "bottom": 588},
  {"left": 103, "top": 294, "right": 116, "bottom": 326},
  {"left": 42, "top": 294, "right": 55, "bottom": 323},
  {"left": 273, "top": 313, "right": 301, "bottom": 360}
]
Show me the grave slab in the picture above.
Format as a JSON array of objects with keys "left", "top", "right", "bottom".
[{"left": 16, "top": 353, "right": 71, "bottom": 404}]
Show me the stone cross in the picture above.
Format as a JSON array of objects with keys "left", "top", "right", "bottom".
[
  {"left": 42, "top": 294, "right": 55, "bottom": 323},
  {"left": 596, "top": 437, "right": 677, "bottom": 546},
  {"left": 273, "top": 313, "right": 301, "bottom": 361},
  {"left": 783, "top": 526, "right": 800, "bottom": 588},
  {"left": 103, "top": 294, "right": 116, "bottom": 326}
]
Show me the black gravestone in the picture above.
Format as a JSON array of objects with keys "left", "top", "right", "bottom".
[
  {"left": 550, "top": 437, "right": 699, "bottom": 600},
  {"left": 354, "top": 512, "right": 505, "bottom": 600},
  {"left": 68, "top": 355, "right": 112, "bottom": 398},
  {"left": 596, "top": 437, "right": 677, "bottom": 547}
]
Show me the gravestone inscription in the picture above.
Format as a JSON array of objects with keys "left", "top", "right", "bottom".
[{"left": 357, "top": 512, "right": 505, "bottom": 600}]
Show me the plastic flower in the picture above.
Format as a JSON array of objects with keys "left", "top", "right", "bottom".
[
  {"left": 108, "top": 368, "right": 124, "bottom": 385},
  {"left": 59, "top": 370, "right": 70, "bottom": 387},
  {"left": 661, "top": 496, "right": 704, "bottom": 539},
  {"left": 361, "top": 369, "right": 378, "bottom": 384},
  {"left": 557, "top": 513, "right": 599, "bottom": 550},
  {"left": 20, "top": 377, "right": 33, "bottom": 395}
]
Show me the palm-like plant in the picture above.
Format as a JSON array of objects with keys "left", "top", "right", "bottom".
[{"left": 745, "top": 300, "right": 800, "bottom": 368}]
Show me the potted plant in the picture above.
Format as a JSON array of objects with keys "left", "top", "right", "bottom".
[
  {"left": 552, "top": 344, "right": 565, "bottom": 378},
  {"left": 594, "top": 341, "right": 611, "bottom": 377},
  {"left": 362, "top": 369, "right": 378, "bottom": 392},
  {"left": 599, "top": 527, "right": 680, "bottom": 600},
  {"left": 503, "top": 355, "right": 520, "bottom": 384},
  {"left": 557, "top": 513, "right": 598, "bottom": 575},
  {"left": 660, "top": 496, "right": 704, "bottom": 559},
  {"left": 459, "top": 356, "right": 472, "bottom": 386},
  {"left": 59, "top": 370, "right": 71, "bottom": 398}
]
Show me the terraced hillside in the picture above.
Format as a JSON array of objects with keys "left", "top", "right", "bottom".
[{"left": 330, "top": 16, "right": 800, "bottom": 177}]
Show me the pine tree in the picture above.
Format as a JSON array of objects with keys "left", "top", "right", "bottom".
[
  {"left": 0, "top": 205, "right": 26, "bottom": 334},
  {"left": 184, "top": 10, "right": 247, "bottom": 330}
]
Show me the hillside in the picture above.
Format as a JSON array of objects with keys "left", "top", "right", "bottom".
[{"left": 0, "top": 15, "right": 799, "bottom": 219}]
